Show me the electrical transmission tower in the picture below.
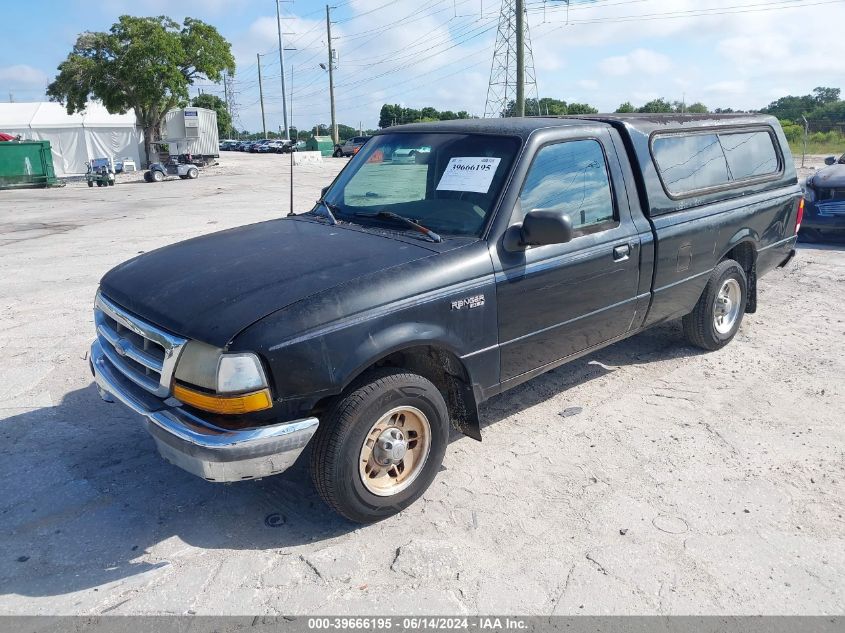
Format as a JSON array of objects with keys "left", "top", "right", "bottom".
[{"left": 484, "top": 0, "right": 540, "bottom": 118}]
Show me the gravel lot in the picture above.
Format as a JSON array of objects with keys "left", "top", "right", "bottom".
[{"left": 0, "top": 151, "right": 843, "bottom": 616}]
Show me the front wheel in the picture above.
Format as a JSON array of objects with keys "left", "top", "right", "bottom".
[
  {"left": 333, "top": 149, "right": 342, "bottom": 158},
  {"left": 683, "top": 259, "right": 748, "bottom": 351},
  {"left": 310, "top": 369, "right": 449, "bottom": 523},
  {"left": 187, "top": 167, "right": 199, "bottom": 179},
  {"left": 151, "top": 170, "right": 164, "bottom": 182}
]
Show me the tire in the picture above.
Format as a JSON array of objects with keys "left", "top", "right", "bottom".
[
  {"left": 87, "top": 181, "right": 93, "bottom": 188},
  {"left": 683, "top": 259, "right": 748, "bottom": 351},
  {"left": 310, "top": 369, "right": 449, "bottom": 523},
  {"left": 96, "top": 181, "right": 103, "bottom": 187},
  {"left": 151, "top": 170, "right": 164, "bottom": 182},
  {"left": 333, "top": 149, "right": 342, "bottom": 158},
  {"left": 143, "top": 171, "right": 153, "bottom": 183},
  {"left": 108, "top": 180, "right": 115, "bottom": 186},
  {"left": 187, "top": 167, "right": 199, "bottom": 179}
]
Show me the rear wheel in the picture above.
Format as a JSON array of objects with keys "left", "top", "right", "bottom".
[
  {"left": 683, "top": 259, "right": 747, "bottom": 351},
  {"left": 187, "top": 167, "right": 199, "bottom": 179},
  {"left": 151, "top": 170, "right": 164, "bottom": 182},
  {"left": 310, "top": 369, "right": 449, "bottom": 523},
  {"left": 87, "top": 181, "right": 94, "bottom": 188}
]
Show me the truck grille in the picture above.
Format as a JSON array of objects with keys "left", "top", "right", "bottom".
[{"left": 94, "top": 292, "right": 187, "bottom": 397}]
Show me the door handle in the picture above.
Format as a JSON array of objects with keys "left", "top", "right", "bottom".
[{"left": 613, "top": 244, "right": 630, "bottom": 261}]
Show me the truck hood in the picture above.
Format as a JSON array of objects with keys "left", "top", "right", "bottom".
[
  {"left": 99, "top": 217, "right": 435, "bottom": 347},
  {"left": 810, "top": 165, "right": 845, "bottom": 189}
]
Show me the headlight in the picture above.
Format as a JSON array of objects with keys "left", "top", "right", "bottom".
[{"left": 173, "top": 341, "right": 271, "bottom": 414}]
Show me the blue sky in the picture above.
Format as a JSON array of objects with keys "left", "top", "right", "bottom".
[{"left": 1, "top": 0, "right": 844, "bottom": 133}]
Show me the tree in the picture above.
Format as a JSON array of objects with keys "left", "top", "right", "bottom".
[
  {"left": 615, "top": 101, "right": 635, "bottom": 113},
  {"left": 685, "top": 102, "right": 709, "bottom": 114},
  {"left": 567, "top": 102, "right": 599, "bottom": 115},
  {"left": 813, "top": 86, "right": 840, "bottom": 106},
  {"left": 47, "top": 15, "right": 235, "bottom": 165},
  {"left": 638, "top": 98, "right": 674, "bottom": 113},
  {"left": 191, "top": 94, "right": 231, "bottom": 139}
]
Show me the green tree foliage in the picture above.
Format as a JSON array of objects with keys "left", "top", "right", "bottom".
[
  {"left": 379, "top": 103, "right": 472, "bottom": 128},
  {"left": 760, "top": 87, "right": 843, "bottom": 122},
  {"left": 47, "top": 15, "right": 235, "bottom": 165},
  {"left": 638, "top": 98, "right": 675, "bottom": 113},
  {"left": 616, "top": 99, "right": 709, "bottom": 114},
  {"left": 502, "top": 97, "right": 597, "bottom": 117},
  {"left": 191, "top": 94, "right": 231, "bottom": 139}
]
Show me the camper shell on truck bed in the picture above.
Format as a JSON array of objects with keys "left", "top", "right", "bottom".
[{"left": 90, "top": 114, "right": 801, "bottom": 523}]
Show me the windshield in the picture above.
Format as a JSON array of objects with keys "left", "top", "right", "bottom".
[{"left": 321, "top": 132, "right": 520, "bottom": 237}]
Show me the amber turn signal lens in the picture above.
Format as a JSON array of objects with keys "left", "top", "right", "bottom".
[{"left": 172, "top": 384, "right": 273, "bottom": 415}]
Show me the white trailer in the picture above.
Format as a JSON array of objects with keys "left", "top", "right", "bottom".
[{"left": 162, "top": 107, "right": 219, "bottom": 160}]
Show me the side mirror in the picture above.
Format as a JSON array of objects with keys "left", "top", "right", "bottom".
[
  {"left": 824, "top": 156, "right": 836, "bottom": 166},
  {"left": 503, "top": 209, "right": 573, "bottom": 252},
  {"left": 320, "top": 186, "right": 329, "bottom": 199}
]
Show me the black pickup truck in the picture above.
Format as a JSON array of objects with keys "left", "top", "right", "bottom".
[{"left": 90, "top": 114, "right": 801, "bottom": 522}]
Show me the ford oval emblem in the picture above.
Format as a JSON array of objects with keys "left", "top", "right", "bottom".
[{"left": 113, "top": 340, "right": 127, "bottom": 357}]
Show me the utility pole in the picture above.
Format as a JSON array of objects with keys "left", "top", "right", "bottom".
[
  {"left": 257, "top": 53, "right": 267, "bottom": 138},
  {"left": 276, "top": 0, "right": 290, "bottom": 139},
  {"left": 484, "top": 0, "right": 539, "bottom": 117},
  {"left": 326, "top": 4, "right": 338, "bottom": 144},
  {"left": 223, "top": 73, "right": 230, "bottom": 138},
  {"left": 801, "top": 115, "right": 809, "bottom": 168},
  {"left": 515, "top": 0, "right": 524, "bottom": 117}
]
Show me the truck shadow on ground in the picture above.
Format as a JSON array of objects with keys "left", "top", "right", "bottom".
[
  {"left": 1, "top": 321, "right": 698, "bottom": 598},
  {"left": 797, "top": 231, "right": 845, "bottom": 250}
]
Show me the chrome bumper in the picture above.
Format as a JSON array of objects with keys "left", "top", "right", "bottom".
[{"left": 89, "top": 339, "right": 319, "bottom": 482}]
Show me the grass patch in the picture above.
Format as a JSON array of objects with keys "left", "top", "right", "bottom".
[{"left": 789, "top": 141, "right": 845, "bottom": 156}]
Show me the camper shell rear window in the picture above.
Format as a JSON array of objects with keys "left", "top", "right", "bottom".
[{"left": 650, "top": 127, "right": 782, "bottom": 199}]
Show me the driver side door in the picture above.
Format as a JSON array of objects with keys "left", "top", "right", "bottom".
[{"left": 494, "top": 131, "right": 643, "bottom": 383}]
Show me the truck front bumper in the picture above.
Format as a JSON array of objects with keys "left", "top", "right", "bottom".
[{"left": 89, "top": 339, "right": 319, "bottom": 482}]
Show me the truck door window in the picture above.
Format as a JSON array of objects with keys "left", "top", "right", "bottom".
[{"left": 519, "top": 139, "right": 616, "bottom": 232}]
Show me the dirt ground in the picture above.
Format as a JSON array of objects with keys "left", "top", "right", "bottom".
[{"left": 0, "top": 151, "right": 843, "bottom": 616}]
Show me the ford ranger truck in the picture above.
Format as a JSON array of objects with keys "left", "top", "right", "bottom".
[{"left": 90, "top": 115, "right": 801, "bottom": 523}]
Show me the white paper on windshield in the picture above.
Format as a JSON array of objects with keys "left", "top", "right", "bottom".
[{"left": 436, "top": 157, "right": 502, "bottom": 193}]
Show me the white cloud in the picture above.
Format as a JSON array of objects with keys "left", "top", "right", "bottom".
[
  {"left": 0, "top": 64, "right": 49, "bottom": 87},
  {"left": 703, "top": 80, "right": 747, "bottom": 96},
  {"left": 598, "top": 49, "right": 672, "bottom": 76},
  {"left": 578, "top": 79, "right": 599, "bottom": 91}
]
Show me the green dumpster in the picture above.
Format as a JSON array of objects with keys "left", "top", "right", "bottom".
[
  {"left": 0, "top": 141, "right": 58, "bottom": 189},
  {"left": 306, "top": 136, "right": 335, "bottom": 157}
]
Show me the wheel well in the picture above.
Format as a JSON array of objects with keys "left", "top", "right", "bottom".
[
  {"left": 311, "top": 345, "right": 482, "bottom": 441},
  {"left": 722, "top": 241, "right": 757, "bottom": 313}
]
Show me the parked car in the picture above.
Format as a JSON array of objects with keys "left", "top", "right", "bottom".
[
  {"left": 259, "top": 141, "right": 281, "bottom": 153},
  {"left": 236, "top": 141, "right": 254, "bottom": 152},
  {"left": 249, "top": 140, "right": 272, "bottom": 153},
  {"left": 334, "top": 136, "right": 371, "bottom": 157},
  {"left": 800, "top": 152, "right": 845, "bottom": 241},
  {"left": 90, "top": 115, "right": 800, "bottom": 523},
  {"left": 219, "top": 140, "right": 239, "bottom": 151}
]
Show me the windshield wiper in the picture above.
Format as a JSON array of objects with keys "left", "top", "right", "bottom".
[
  {"left": 314, "top": 199, "right": 338, "bottom": 225},
  {"left": 354, "top": 211, "right": 442, "bottom": 243}
]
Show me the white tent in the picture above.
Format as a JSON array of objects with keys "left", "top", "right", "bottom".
[{"left": 0, "top": 102, "right": 144, "bottom": 176}]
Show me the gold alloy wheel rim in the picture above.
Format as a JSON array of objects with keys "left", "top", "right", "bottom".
[{"left": 358, "top": 406, "right": 432, "bottom": 497}]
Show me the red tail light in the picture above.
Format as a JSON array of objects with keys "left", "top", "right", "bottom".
[{"left": 796, "top": 197, "right": 805, "bottom": 234}]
